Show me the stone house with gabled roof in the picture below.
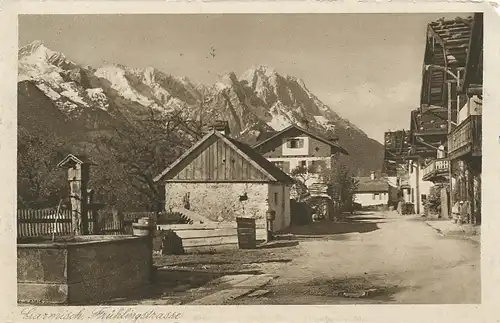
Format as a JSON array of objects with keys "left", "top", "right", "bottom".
[{"left": 154, "top": 121, "right": 295, "bottom": 237}]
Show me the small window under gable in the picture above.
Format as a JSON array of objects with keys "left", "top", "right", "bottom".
[{"left": 286, "top": 138, "right": 305, "bottom": 149}]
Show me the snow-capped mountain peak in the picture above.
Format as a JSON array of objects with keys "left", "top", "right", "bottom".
[
  {"left": 94, "top": 65, "right": 156, "bottom": 107},
  {"left": 17, "top": 42, "right": 384, "bottom": 173},
  {"left": 19, "top": 40, "right": 75, "bottom": 68},
  {"left": 19, "top": 40, "right": 51, "bottom": 59}
]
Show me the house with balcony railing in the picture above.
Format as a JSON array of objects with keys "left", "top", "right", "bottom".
[
  {"left": 447, "top": 13, "right": 483, "bottom": 224},
  {"left": 412, "top": 15, "right": 474, "bottom": 217},
  {"left": 422, "top": 158, "right": 450, "bottom": 182}
]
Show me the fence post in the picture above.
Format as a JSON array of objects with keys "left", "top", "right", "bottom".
[{"left": 112, "top": 209, "right": 125, "bottom": 234}]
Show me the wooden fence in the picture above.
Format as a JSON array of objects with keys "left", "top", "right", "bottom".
[
  {"left": 17, "top": 209, "right": 268, "bottom": 252},
  {"left": 16, "top": 208, "right": 146, "bottom": 238},
  {"left": 17, "top": 208, "right": 73, "bottom": 238}
]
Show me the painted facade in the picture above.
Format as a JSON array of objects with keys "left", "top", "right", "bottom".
[{"left": 253, "top": 125, "right": 348, "bottom": 190}]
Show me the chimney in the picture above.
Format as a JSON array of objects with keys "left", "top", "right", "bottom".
[
  {"left": 211, "top": 120, "right": 230, "bottom": 136},
  {"left": 370, "top": 171, "right": 375, "bottom": 180}
]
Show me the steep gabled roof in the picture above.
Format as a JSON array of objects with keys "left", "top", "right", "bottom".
[
  {"left": 252, "top": 124, "right": 349, "bottom": 155},
  {"left": 420, "top": 16, "right": 473, "bottom": 107},
  {"left": 425, "top": 16, "right": 473, "bottom": 67},
  {"left": 153, "top": 130, "right": 295, "bottom": 184}
]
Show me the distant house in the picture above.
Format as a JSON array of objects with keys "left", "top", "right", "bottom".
[
  {"left": 252, "top": 124, "right": 348, "bottom": 189},
  {"left": 153, "top": 121, "right": 295, "bottom": 238},
  {"left": 353, "top": 172, "right": 390, "bottom": 207}
]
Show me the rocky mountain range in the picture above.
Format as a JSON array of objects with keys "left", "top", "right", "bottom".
[{"left": 18, "top": 40, "right": 384, "bottom": 176}]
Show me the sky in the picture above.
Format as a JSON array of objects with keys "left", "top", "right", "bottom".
[{"left": 18, "top": 13, "right": 471, "bottom": 143}]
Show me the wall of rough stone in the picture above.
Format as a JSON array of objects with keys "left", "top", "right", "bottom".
[
  {"left": 67, "top": 237, "right": 151, "bottom": 304},
  {"left": 165, "top": 182, "right": 270, "bottom": 224},
  {"left": 17, "top": 236, "right": 151, "bottom": 305}
]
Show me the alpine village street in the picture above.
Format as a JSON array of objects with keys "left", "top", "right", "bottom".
[{"left": 16, "top": 13, "right": 482, "bottom": 307}]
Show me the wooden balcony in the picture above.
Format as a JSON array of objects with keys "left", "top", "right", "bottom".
[
  {"left": 448, "top": 115, "right": 482, "bottom": 160},
  {"left": 422, "top": 158, "right": 449, "bottom": 182}
]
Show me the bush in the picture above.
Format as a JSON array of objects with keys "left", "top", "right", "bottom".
[{"left": 425, "top": 185, "right": 444, "bottom": 215}]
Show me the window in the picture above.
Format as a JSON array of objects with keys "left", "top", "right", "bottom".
[
  {"left": 373, "top": 193, "right": 379, "bottom": 200},
  {"left": 299, "top": 160, "right": 307, "bottom": 167},
  {"left": 286, "top": 138, "right": 304, "bottom": 149},
  {"left": 411, "top": 188, "right": 415, "bottom": 203},
  {"left": 274, "top": 192, "right": 279, "bottom": 205}
]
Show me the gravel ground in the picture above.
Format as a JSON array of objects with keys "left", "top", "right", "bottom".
[
  {"left": 234, "top": 211, "right": 480, "bottom": 304},
  {"left": 124, "top": 211, "right": 479, "bottom": 305}
]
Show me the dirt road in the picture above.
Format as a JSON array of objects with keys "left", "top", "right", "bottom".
[{"left": 232, "top": 211, "right": 480, "bottom": 304}]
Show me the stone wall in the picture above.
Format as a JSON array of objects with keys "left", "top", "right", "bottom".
[
  {"left": 17, "top": 236, "right": 151, "bottom": 305},
  {"left": 67, "top": 237, "right": 151, "bottom": 304},
  {"left": 165, "top": 182, "right": 269, "bottom": 224}
]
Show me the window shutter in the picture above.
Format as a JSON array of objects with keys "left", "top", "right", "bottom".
[{"left": 286, "top": 140, "right": 292, "bottom": 148}]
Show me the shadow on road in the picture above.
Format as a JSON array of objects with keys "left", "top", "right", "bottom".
[
  {"left": 286, "top": 215, "right": 381, "bottom": 237},
  {"left": 287, "top": 222, "right": 379, "bottom": 236},
  {"left": 257, "top": 241, "right": 300, "bottom": 249},
  {"left": 344, "top": 216, "right": 385, "bottom": 221}
]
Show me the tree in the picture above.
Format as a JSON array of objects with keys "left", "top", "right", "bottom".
[
  {"left": 289, "top": 164, "right": 320, "bottom": 201},
  {"left": 320, "top": 163, "right": 359, "bottom": 212},
  {"left": 94, "top": 108, "right": 203, "bottom": 211},
  {"left": 17, "top": 130, "right": 69, "bottom": 208},
  {"left": 288, "top": 159, "right": 359, "bottom": 213},
  {"left": 424, "top": 184, "right": 443, "bottom": 216}
]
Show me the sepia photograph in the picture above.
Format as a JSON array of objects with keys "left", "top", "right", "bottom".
[{"left": 16, "top": 12, "right": 482, "bottom": 306}]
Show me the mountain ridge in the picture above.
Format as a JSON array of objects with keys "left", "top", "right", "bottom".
[{"left": 17, "top": 40, "right": 384, "bottom": 175}]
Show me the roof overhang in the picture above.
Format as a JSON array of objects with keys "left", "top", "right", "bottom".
[{"left": 253, "top": 124, "right": 349, "bottom": 155}]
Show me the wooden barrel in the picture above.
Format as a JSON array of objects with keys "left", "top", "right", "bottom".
[{"left": 236, "top": 217, "right": 256, "bottom": 249}]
